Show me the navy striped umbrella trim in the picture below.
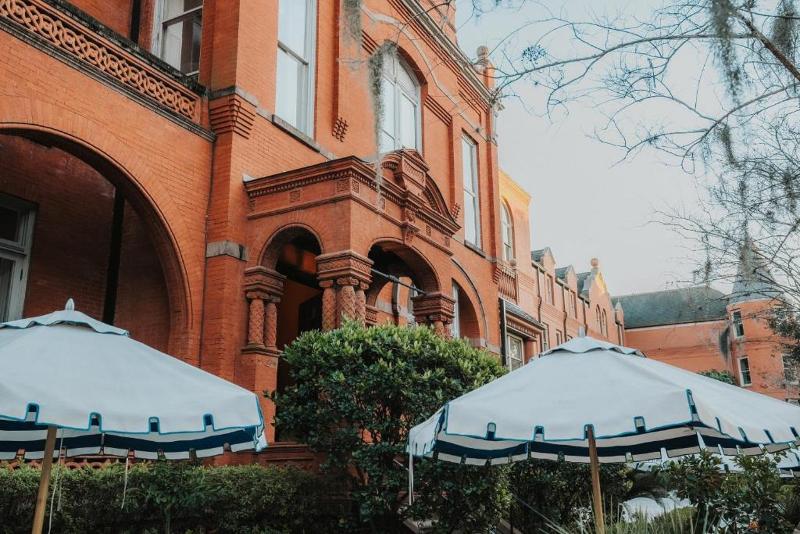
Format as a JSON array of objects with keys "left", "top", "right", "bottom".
[
  {"left": 0, "top": 419, "right": 259, "bottom": 457},
  {"left": 429, "top": 432, "right": 767, "bottom": 462}
]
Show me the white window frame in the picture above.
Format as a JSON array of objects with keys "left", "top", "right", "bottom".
[
  {"left": 506, "top": 332, "right": 524, "bottom": 371},
  {"left": 379, "top": 55, "right": 421, "bottom": 152},
  {"left": 276, "top": 0, "right": 317, "bottom": 136},
  {"left": 500, "top": 202, "right": 514, "bottom": 261},
  {"left": 738, "top": 356, "right": 752, "bottom": 386},
  {"left": 461, "top": 135, "right": 481, "bottom": 248},
  {"left": 0, "top": 194, "right": 35, "bottom": 321},
  {"left": 732, "top": 310, "right": 745, "bottom": 338},
  {"left": 451, "top": 283, "right": 460, "bottom": 338},
  {"left": 152, "top": 0, "right": 203, "bottom": 75}
]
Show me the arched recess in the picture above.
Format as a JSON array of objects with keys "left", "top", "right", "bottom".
[
  {"left": 0, "top": 126, "right": 191, "bottom": 357},
  {"left": 259, "top": 225, "right": 324, "bottom": 351},
  {"left": 365, "top": 239, "right": 440, "bottom": 325},
  {"left": 450, "top": 257, "right": 489, "bottom": 343},
  {"left": 451, "top": 281, "right": 481, "bottom": 343}
]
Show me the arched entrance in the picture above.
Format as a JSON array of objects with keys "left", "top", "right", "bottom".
[
  {"left": 0, "top": 130, "right": 189, "bottom": 354},
  {"left": 365, "top": 240, "right": 454, "bottom": 334}
]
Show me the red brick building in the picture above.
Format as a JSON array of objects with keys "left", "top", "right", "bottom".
[
  {"left": 0, "top": 0, "right": 525, "bottom": 447},
  {"left": 615, "top": 243, "right": 798, "bottom": 402}
]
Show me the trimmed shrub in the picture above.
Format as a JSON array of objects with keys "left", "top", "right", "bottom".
[{"left": 0, "top": 462, "right": 344, "bottom": 533}]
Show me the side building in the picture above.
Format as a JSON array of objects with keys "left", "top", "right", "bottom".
[
  {"left": 497, "top": 170, "right": 623, "bottom": 369},
  {"left": 615, "top": 243, "right": 798, "bottom": 402}
]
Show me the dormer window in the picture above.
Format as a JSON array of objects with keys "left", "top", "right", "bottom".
[{"left": 379, "top": 55, "right": 420, "bottom": 152}]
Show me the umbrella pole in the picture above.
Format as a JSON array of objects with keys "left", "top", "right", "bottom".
[
  {"left": 587, "top": 426, "right": 605, "bottom": 534},
  {"left": 31, "top": 425, "right": 57, "bottom": 534}
]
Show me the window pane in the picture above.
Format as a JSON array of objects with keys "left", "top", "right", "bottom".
[
  {"left": 162, "top": 10, "right": 202, "bottom": 73},
  {"left": 396, "top": 62, "right": 417, "bottom": 95},
  {"left": 399, "top": 94, "right": 416, "bottom": 149},
  {"left": 276, "top": 49, "right": 301, "bottom": 128},
  {"left": 278, "top": 0, "right": 308, "bottom": 56},
  {"left": 461, "top": 138, "right": 475, "bottom": 193},
  {"left": 381, "top": 78, "right": 395, "bottom": 143},
  {"left": 0, "top": 257, "right": 13, "bottom": 321},
  {"left": 463, "top": 192, "right": 476, "bottom": 244},
  {"left": 379, "top": 131, "right": 394, "bottom": 153},
  {"left": 164, "top": 0, "right": 202, "bottom": 20},
  {"left": 0, "top": 206, "right": 19, "bottom": 242},
  {"left": 451, "top": 285, "right": 460, "bottom": 338}
]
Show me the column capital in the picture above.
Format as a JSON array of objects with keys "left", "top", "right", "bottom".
[
  {"left": 412, "top": 292, "right": 455, "bottom": 325},
  {"left": 316, "top": 250, "right": 373, "bottom": 286},
  {"left": 244, "top": 265, "right": 286, "bottom": 298}
]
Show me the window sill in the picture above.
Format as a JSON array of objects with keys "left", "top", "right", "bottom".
[
  {"left": 464, "top": 241, "right": 486, "bottom": 258},
  {"left": 267, "top": 113, "right": 334, "bottom": 160}
]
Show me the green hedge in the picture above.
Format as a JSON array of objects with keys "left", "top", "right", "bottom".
[{"left": 0, "top": 462, "right": 349, "bottom": 533}]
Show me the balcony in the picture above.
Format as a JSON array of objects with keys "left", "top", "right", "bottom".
[
  {"left": 495, "top": 262, "right": 518, "bottom": 302},
  {"left": 0, "top": 0, "right": 203, "bottom": 128}
]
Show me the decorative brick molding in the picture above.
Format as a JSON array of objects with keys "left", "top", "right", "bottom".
[
  {"left": 0, "top": 0, "right": 202, "bottom": 123},
  {"left": 316, "top": 250, "right": 373, "bottom": 286},
  {"left": 332, "top": 116, "right": 349, "bottom": 141},
  {"left": 209, "top": 93, "right": 255, "bottom": 138},
  {"left": 412, "top": 291, "right": 455, "bottom": 335}
]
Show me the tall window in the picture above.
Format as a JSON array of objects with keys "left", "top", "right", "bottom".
[
  {"left": 451, "top": 283, "right": 460, "bottom": 339},
  {"left": 276, "top": 0, "right": 316, "bottom": 134},
  {"left": 0, "top": 195, "right": 35, "bottom": 321},
  {"left": 555, "top": 330, "right": 563, "bottom": 346},
  {"left": 738, "top": 357, "right": 752, "bottom": 386},
  {"left": 732, "top": 310, "right": 745, "bottom": 338},
  {"left": 569, "top": 292, "right": 577, "bottom": 317},
  {"left": 507, "top": 333, "right": 524, "bottom": 371},
  {"left": 461, "top": 136, "right": 481, "bottom": 247},
  {"left": 545, "top": 275, "right": 554, "bottom": 304},
  {"left": 155, "top": 0, "right": 203, "bottom": 74},
  {"left": 601, "top": 309, "right": 608, "bottom": 337},
  {"left": 379, "top": 55, "right": 420, "bottom": 151},
  {"left": 500, "top": 202, "right": 514, "bottom": 261}
]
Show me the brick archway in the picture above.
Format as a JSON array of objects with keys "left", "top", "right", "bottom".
[
  {"left": 365, "top": 239, "right": 453, "bottom": 335},
  {"left": 0, "top": 126, "right": 192, "bottom": 357}
]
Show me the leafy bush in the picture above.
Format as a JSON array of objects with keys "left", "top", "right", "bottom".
[
  {"left": 698, "top": 370, "right": 736, "bottom": 385},
  {"left": 272, "top": 321, "right": 508, "bottom": 532},
  {"left": 661, "top": 450, "right": 794, "bottom": 533},
  {"left": 0, "top": 462, "right": 343, "bottom": 533},
  {"left": 507, "top": 459, "right": 632, "bottom": 532}
]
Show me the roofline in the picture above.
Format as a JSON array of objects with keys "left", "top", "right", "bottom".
[
  {"left": 614, "top": 285, "right": 726, "bottom": 300},
  {"left": 624, "top": 318, "right": 729, "bottom": 330}
]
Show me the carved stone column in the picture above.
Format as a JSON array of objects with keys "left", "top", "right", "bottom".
[
  {"left": 264, "top": 299, "right": 279, "bottom": 355},
  {"left": 316, "top": 251, "right": 373, "bottom": 329},
  {"left": 245, "top": 292, "right": 266, "bottom": 348},
  {"left": 242, "top": 266, "right": 285, "bottom": 355},
  {"left": 412, "top": 292, "right": 456, "bottom": 337},
  {"left": 355, "top": 283, "right": 368, "bottom": 325},
  {"left": 320, "top": 281, "right": 338, "bottom": 331}
]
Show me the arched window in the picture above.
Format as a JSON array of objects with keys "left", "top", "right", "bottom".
[
  {"left": 500, "top": 202, "right": 514, "bottom": 261},
  {"left": 601, "top": 309, "right": 608, "bottom": 336},
  {"left": 379, "top": 54, "right": 420, "bottom": 152}
]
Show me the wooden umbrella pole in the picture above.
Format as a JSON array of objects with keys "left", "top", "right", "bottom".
[
  {"left": 587, "top": 426, "right": 606, "bottom": 534},
  {"left": 31, "top": 425, "right": 57, "bottom": 534}
]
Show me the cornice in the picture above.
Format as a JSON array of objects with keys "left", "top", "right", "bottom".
[{"left": 392, "top": 0, "right": 493, "bottom": 106}]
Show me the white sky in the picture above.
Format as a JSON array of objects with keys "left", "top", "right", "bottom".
[{"left": 455, "top": 0, "right": 707, "bottom": 295}]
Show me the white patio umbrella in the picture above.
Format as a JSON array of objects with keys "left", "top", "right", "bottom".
[
  {"left": 408, "top": 335, "right": 800, "bottom": 534},
  {"left": 0, "top": 300, "right": 265, "bottom": 534}
]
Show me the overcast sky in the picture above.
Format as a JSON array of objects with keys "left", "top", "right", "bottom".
[{"left": 455, "top": 0, "right": 707, "bottom": 296}]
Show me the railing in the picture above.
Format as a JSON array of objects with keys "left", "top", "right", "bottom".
[
  {"left": 496, "top": 262, "right": 518, "bottom": 302},
  {"left": 0, "top": 0, "right": 202, "bottom": 123}
]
